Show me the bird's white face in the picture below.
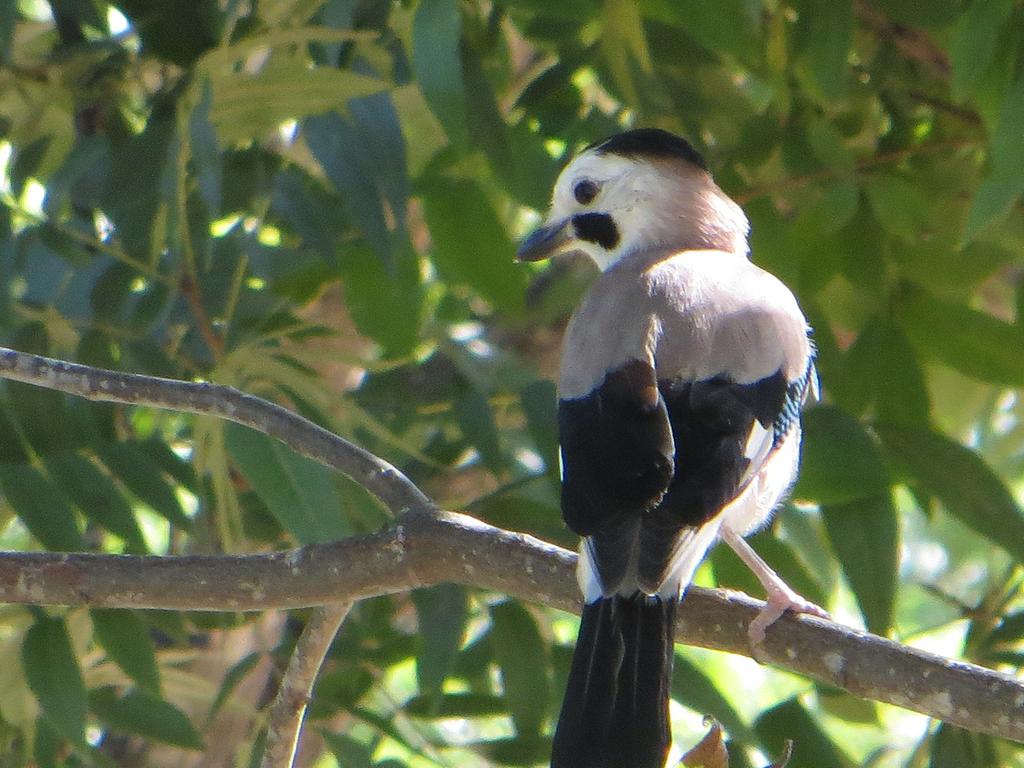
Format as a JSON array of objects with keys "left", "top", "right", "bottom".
[{"left": 518, "top": 148, "right": 750, "bottom": 271}]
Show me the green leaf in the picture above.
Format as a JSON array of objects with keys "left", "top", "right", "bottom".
[
  {"left": 322, "top": 732, "right": 376, "bottom": 768},
  {"left": 270, "top": 165, "right": 344, "bottom": 262},
  {"left": 304, "top": 110, "right": 394, "bottom": 264},
  {"left": 338, "top": 240, "right": 424, "bottom": 356},
  {"left": 117, "top": 0, "right": 221, "bottom": 65},
  {"left": 794, "top": 406, "right": 891, "bottom": 505},
  {"left": 875, "top": 424, "right": 1024, "bottom": 563},
  {"left": 951, "top": 0, "right": 1016, "bottom": 98},
  {"left": 865, "top": 174, "right": 930, "bottom": 242},
  {"left": 225, "top": 423, "right": 349, "bottom": 544},
  {"left": 984, "top": 609, "right": 1024, "bottom": 648},
  {"left": 929, "top": 724, "right": 993, "bottom": 768},
  {"left": 421, "top": 177, "right": 527, "bottom": 313},
  {"left": 0, "top": 463, "right": 84, "bottom": 551},
  {"left": 520, "top": 379, "right": 560, "bottom": 488},
  {"left": 964, "top": 76, "right": 1024, "bottom": 242},
  {"left": 822, "top": 494, "right": 898, "bottom": 636},
  {"left": 89, "top": 686, "right": 204, "bottom": 750},
  {"left": 412, "top": 0, "right": 467, "bottom": 148},
  {"left": 712, "top": 529, "right": 827, "bottom": 611},
  {"left": 4, "top": 325, "right": 72, "bottom": 456},
  {"left": 189, "top": 77, "right": 222, "bottom": 215},
  {"left": 412, "top": 585, "right": 468, "bottom": 701},
  {"left": 33, "top": 716, "right": 61, "bottom": 768},
  {"left": 139, "top": 438, "right": 200, "bottom": 494},
  {"left": 0, "top": 401, "right": 29, "bottom": 463},
  {"left": 490, "top": 601, "right": 550, "bottom": 737},
  {"left": 453, "top": 383, "right": 503, "bottom": 473},
  {"left": 672, "top": 653, "right": 758, "bottom": 745},
  {"left": 895, "top": 286, "right": 1024, "bottom": 387},
  {"left": 646, "top": 0, "right": 760, "bottom": 62},
  {"left": 754, "top": 698, "right": 853, "bottom": 768},
  {"left": 45, "top": 453, "right": 147, "bottom": 551},
  {"left": 832, "top": 316, "right": 930, "bottom": 427},
  {"left": 405, "top": 692, "right": 507, "bottom": 718},
  {"left": 23, "top": 617, "right": 87, "bottom": 747},
  {"left": 815, "top": 684, "right": 878, "bottom": 725},
  {"left": 793, "top": 0, "right": 853, "bottom": 99},
  {"left": 102, "top": 111, "right": 175, "bottom": 260},
  {"left": 471, "top": 735, "right": 551, "bottom": 766},
  {"left": 97, "top": 442, "right": 191, "bottom": 530},
  {"left": 207, "top": 62, "right": 389, "bottom": 144},
  {"left": 209, "top": 652, "right": 262, "bottom": 721},
  {"left": 91, "top": 609, "right": 162, "bottom": 696},
  {"left": 0, "top": 2, "right": 14, "bottom": 61}
]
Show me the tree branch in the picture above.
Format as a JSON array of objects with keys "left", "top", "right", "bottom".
[
  {"left": 1, "top": 347, "right": 1023, "bottom": 746},
  {"left": 0, "top": 347, "right": 434, "bottom": 517},
  {"left": 2, "top": 508, "right": 1023, "bottom": 743},
  {"left": 261, "top": 603, "right": 353, "bottom": 768}
]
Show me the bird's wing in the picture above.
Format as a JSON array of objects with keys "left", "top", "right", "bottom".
[{"left": 558, "top": 358, "right": 675, "bottom": 537}]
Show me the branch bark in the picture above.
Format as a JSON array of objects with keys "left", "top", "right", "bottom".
[
  {"left": 261, "top": 603, "right": 352, "bottom": 768},
  {"left": 1, "top": 509, "right": 1023, "bottom": 743},
  {"left": 1, "top": 347, "right": 1023, "bottom": 748}
]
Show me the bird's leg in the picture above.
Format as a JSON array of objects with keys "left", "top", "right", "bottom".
[{"left": 720, "top": 528, "right": 830, "bottom": 649}]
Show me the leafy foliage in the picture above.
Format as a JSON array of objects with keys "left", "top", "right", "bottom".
[{"left": 0, "top": 0, "right": 1022, "bottom": 766}]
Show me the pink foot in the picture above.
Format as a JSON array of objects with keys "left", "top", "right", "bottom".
[
  {"left": 747, "top": 580, "right": 830, "bottom": 647},
  {"left": 719, "top": 528, "right": 830, "bottom": 654}
]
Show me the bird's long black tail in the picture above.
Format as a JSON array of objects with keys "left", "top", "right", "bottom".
[{"left": 551, "top": 595, "right": 677, "bottom": 768}]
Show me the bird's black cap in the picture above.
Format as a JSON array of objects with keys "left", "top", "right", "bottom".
[{"left": 587, "top": 128, "right": 708, "bottom": 171}]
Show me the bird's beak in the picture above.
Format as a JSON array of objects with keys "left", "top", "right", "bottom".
[{"left": 516, "top": 218, "right": 573, "bottom": 262}]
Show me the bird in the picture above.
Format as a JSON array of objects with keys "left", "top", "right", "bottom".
[{"left": 517, "top": 128, "right": 824, "bottom": 768}]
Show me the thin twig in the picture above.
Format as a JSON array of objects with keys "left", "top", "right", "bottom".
[
  {"left": 0, "top": 346, "right": 433, "bottom": 516},
  {"left": 734, "top": 139, "right": 976, "bottom": 205},
  {"left": 1, "top": 347, "right": 1024, "bottom": 744},
  {"left": 261, "top": 603, "right": 352, "bottom": 768}
]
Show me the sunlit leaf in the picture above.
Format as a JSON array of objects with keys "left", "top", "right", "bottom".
[
  {"left": 876, "top": 425, "right": 1024, "bottom": 563},
  {"left": 208, "top": 62, "right": 389, "bottom": 143}
]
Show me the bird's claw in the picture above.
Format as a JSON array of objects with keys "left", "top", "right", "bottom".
[{"left": 748, "top": 583, "right": 830, "bottom": 657}]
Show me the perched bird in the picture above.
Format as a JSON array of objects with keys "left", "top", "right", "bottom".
[{"left": 517, "top": 128, "right": 823, "bottom": 768}]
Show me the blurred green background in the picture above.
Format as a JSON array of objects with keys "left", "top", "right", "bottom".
[{"left": 0, "top": 0, "right": 1022, "bottom": 765}]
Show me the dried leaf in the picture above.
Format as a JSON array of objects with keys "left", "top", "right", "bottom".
[{"left": 682, "top": 719, "right": 730, "bottom": 768}]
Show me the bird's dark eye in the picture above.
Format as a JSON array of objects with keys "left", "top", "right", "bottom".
[{"left": 573, "top": 180, "right": 600, "bottom": 205}]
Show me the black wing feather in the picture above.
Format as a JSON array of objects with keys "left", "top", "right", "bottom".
[{"left": 558, "top": 360, "right": 674, "bottom": 537}]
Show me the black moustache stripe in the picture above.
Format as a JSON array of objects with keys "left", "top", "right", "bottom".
[{"left": 573, "top": 213, "right": 620, "bottom": 250}]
